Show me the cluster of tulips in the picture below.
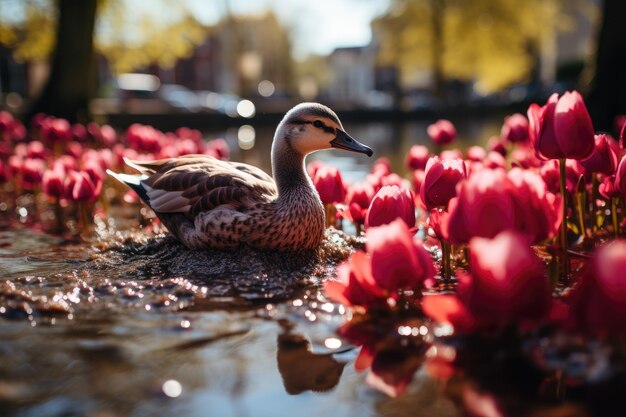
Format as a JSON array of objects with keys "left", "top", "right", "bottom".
[
  {"left": 314, "top": 91, "right": 626, "bottom": 395},
  {"left": 0, "top": 110, "right": 229, "bottom": 232}
]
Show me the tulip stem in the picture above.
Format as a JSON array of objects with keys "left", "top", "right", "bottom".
[
  {"left": 324, "top": 204, "right": 336, "bottom": 229},
  {"left": 591, "top": 174, "right": 599, "bottom": 233},
  {"left": 53, "top": 199, "right": 64, "bottom": 233},
  {"left": 558, "top": 158, "right": 569, "bottom": 284},
  {"left": 575, "top": 189, "right": 587, "bottom": 244},
  {"left": 441, "top": 239, "right": 452, "bottom": 282},
  {"left": 612, "top": 197, "right": 619, "bottom": 239},
  {"left": 77, "top": 202, "right": 92, "bottom": 236}
]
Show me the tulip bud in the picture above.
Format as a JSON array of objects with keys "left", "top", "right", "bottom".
[
  {"left": 528, "top": 91, "right": 595, "bottom": 161},
  {"left": 419, "top": 157, "right": 466, "bottom": 210},
  {"left": 366, "top": 185, "right": 415, "bottom": 230},
  {"left": 501, "top": 113, "right": 530, "bottom": 143},
  {"left": 405, "top": 145, "right": 431, "bottom": 171},
  {"left": 313, "top": 165, "right": 346, "bottom": 205},
  {"left": 580, "top": 134, "right": 618, "bottom": 176},
  {"left": 427, "top": 119, "right": 456, "bottom": 146}
]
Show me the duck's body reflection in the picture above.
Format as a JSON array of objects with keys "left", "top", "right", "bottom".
[{"left": 276, "top": 331, "right": 346, "bottom": 395}]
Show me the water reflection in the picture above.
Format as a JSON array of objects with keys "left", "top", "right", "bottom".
[{"left": 276, "top": 327, "right": 346, "bottom": 395}]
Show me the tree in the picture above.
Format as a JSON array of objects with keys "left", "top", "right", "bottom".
[
  {"left": 27, "top": 0, "right": 98, "bottom": 122},
  {"left": 372, "top": 0, "right": 593, "bottom": 99},
  {"left": 0, "top": 0, "right": 209, "bottom": 121},
  {"left": 584, "top": 0, "right": 626, "bottom": 133}
]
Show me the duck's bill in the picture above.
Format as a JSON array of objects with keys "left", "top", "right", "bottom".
[{"left": 330, "top": 130, "right": 373, "bottom": 157}]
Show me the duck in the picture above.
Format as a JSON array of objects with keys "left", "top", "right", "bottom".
[{"left": 107, "top": 103, "right": 373, "bottom": 251}]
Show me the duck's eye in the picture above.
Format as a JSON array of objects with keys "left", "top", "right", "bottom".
[{"left": 313, "top": 120, "right": 324, "bottom": 128}]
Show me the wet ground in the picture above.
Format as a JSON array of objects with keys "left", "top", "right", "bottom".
[{"left": 0, "top": 201, "right": 462, "bottom": 417}]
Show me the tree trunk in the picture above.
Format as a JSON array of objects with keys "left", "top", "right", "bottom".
[
  {"left": 585, "top": 0, "right": 626, "bottom": 133},
  {"left": 26, "top": 0, "right": 98, "bottom": 123}
]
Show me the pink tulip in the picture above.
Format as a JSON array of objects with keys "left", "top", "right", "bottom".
[
  {"left": 580, "top": 134, "right": 618, "bottom": 176},
  {"left": 528, "top": 91, "right": 595, "bottom": 160},
  {"left": 343, "top": 181, "right": 375, "bottom": 226},
  {"left": 365, "top": 185, "right": 415, "bottom": 230},
  {"left": 72, "top": 123, "right": 87, "bottom": 142},
  {"left": 419, "top": 157, "right": 466, "bottom": 210},
  {"left": 447, "top": 168, "right": 559, "bottom": 244},
  {"left": 540, "top": 159, "right": 585, "bottom": 195},
  {"left": 615, "top": 154, "right": 626, "bottom": 196},
  {"left": 487, "top": 136, "right": 507, "bottom": 157},
  {"left": 570, "top": 240, "right": 626, "bottom": 335},
  {"left": 501, "top": 113, "right": 530, "bottom": 143},
  {"left": 65, "top": 171, "right": 101, "bottom": 202},
  {"left": 26, "top": 141, "right": 47, "bottom": 159},
  {"left": 465, "top": 146, "right": 486, "bottom": 162},
  {"left": 405, "top": 145, "right": 431, "bottom": 171},
  {"left": 366, "top": 219, "right": 435, "bottom": 292},
  {"left": 427, "top": 119, "right": 456, "bottom": 146},
  {"left": 599, "top": 175, "right": 619, "bottom": 199},
  {"left": 510, "top": 147, "right": 541, "bottom": 169},
  {"left": 313, "top": 165, "right": 346, "bottom": 205},
  {"left": 423, "top": 231, "right": 551, "bottom": 331},
  {"left": 21, "top": 158, "right": 45, "bottom": 190},
  {"left": 380, "top": 173, "right": 407, "bottom": 189},
  {"left": 324, "top": 251, "right": 388, "bottom": 309},
  {"left": 325, "top": 219, "right": 435, "bottom": 307},
  {"left": 483, "top": 151, "right": 506, "bottom": 169},
  {"left": 41, "top": 117, "right": 72, "bottom": 144},
  {"left": 206, "top": 138, "right": 230, "bottom": 160},
  {"left": 42, "top": 166, "right": 66, "bottom": 199}
]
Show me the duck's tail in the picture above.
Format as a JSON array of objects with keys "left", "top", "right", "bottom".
[{"left": 106, "top": 170, "right": 151, "bottom": 205}]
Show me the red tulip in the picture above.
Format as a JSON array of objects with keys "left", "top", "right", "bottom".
[
  {"left": 510, "top": 147, "right": 542, "bottom": 169},
  {"left": 324, "top": 219, "right": 435, "bottom": 307},
  {"left": 65, "top": 171, "right": 101, "bottom": 202},
  {"left": 465, "top": 146, "right": 486, "bottom": 162},
  {"left": 72, "top": 123, "right": 87, "bottom": 142},
  {"left": 540, "top": 159, "right": 585, "bottom": 195},
  {"left": 405, "top": 145, "right": 431, "bottom": 171},
  {"left": 580, "top": 134, "right": 618, "bottom": 176},
  {"left": 427, "top": 119, "right": 456, "bottom": 146},
  {"left": 419, "top": 157, "right": 466, "bottom": 210},
  {"left": 26, "top": 141, "right": 47, "bottom": 159},
  {"left": 439, "top": 149, "right": 463, "bottom": 160},
  {"left": 483, "top": 151, "right": 506, "bottom": 169},
  {"left": 324, "top": 251, "right": 388, "bottom": 309},
  {"left": 615, "top": 154, "right": 626, "bottom": 196},
  {"left": 41, "top": 117, "right": 72, "bottom": 144},
  {"left": 365, "top": 185, "right": 415, "bottom": 230},
  {"left": 99, "top": 124, "right": 118, "bottom": 147},
  {"left": 371, "top": 157, "right": 392, "bottom": 177},
  {"left": 501, "top": 113, "right": 529, "bottom": 143},
  {"left": 380, "top": 173, "right": 407, "bottom": 189},
  {"left": 487, "top": 136, "right": 507, "bottom": 156},
  {"left": 424, "top": 231, "right": 551, "bottom": 331},
  {"left": 206, "top": 138, "right": 230, "bottom": 160},
  {"left": 343, "top": 181, "right": 375, "bottom": 225},
  {"left": 366, "top": 219, "right": 435, "bottom": 292},
  {"left": 21, "top": 158, "right": 45, "bottom": 190},
  {"left": 599, "top": 175, "right": 619, "bottom": 199},
  {"left": 313, "top": 165, "right": 346, "bottom": 204},
  {"left": 528, "top": 91, "right": 595, "bottom": 160},
  {"left": 570, "top": 240, "right": 626, "bottom": 335},
  {"left": 428, "top": 207, "right": 449, "bottom": 240},
  {"left": 447, "top": 168, "right": 559, "bottom": 244},
  {"left": 42, "top": 166, "right": 66, "bottom": 199}
]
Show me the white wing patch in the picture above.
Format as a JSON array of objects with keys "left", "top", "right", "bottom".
[{"left": 143, "top": 183, "right": 192, "bottom": 213}]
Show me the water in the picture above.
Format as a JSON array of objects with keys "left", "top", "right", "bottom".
[{"left": 1, "top": 117, "right": 621, "bottom": 417}]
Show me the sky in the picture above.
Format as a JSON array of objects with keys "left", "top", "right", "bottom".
[{"left": 161, "top": 0, "right": 390, "bottom": 59}]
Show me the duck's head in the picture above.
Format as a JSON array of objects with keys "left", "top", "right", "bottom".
[{"left": 274, "top": 102, "right": 373, "bottom": 157}]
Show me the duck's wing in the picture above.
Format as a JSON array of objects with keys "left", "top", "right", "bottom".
[{"left": 127, "top": 155, "right": 277, "bottom": 217}]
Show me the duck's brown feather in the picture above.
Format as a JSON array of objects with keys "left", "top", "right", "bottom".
[{"left": 129, "top": 155, "right": 278, "bottom": 217}]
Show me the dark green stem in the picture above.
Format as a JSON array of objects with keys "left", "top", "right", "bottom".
[
  {"left": 441, "top": 239, "right": 452, "bottom": 282},
  {"left": 612, "top": 197, "right": 619, "bottom": 239},
  {"left": 559, "top": 158, "right": 569, "bottom": 284}
]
